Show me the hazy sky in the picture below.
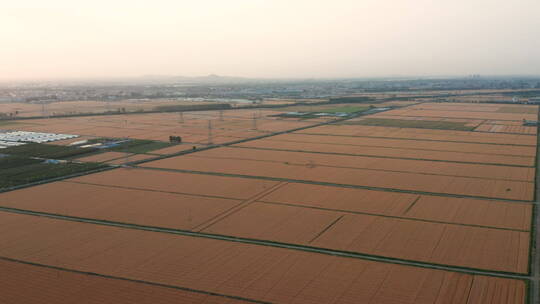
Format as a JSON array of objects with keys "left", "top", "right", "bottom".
[{"left": 2, "top": 0, "right": 540, "bottom": 80}]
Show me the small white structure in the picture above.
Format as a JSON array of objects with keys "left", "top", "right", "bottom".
[
  {"left": 0, "top": 140, "right": 26, "bottom": 149},
  {"left": 0, "top": 131, "right": 78, "bottom": 144}
]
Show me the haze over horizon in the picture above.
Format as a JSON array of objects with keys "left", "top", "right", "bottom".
[{"left": 2, "top": 0, "right": 540, "bottom": 81}]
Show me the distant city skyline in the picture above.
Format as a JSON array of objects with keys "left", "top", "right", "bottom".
[{"left": 2, "top": 0, "right": 540, "bottom": 81}]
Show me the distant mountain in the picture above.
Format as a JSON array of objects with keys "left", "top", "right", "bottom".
[{"left": 138, "top": 74, "right": 251, "bottom": 84}]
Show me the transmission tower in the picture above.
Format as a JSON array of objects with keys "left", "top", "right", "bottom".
[
  {"left": 124, "top": 120, "right": 129, "bottom": 166},
  {"left": 252, "top": 113, "right": 258, "bottom": 130},
  {"left": 41, "top": 101, "right": 49, "bottom": 118},
  {"left": 208, "top": 120, "right": 213, "bottom": 144}
]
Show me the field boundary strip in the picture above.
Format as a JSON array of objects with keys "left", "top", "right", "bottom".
[
  {"left": 471, "top": 129, "right": 536, "bottom": 136},
  {"left": 256, "top": 200, "right": 530, "bottom": 232},
  {"left": 391, "top": 108, "right": 536, "bottom": 114},
  {"left": 230, "top": 145, "right": 535, "bottom": 168},
  {"left": 365, "top": 114, "right": 537, "bottom": 122},
  {"left": 530, "top": 205, "right": 538, "bottom": 304},
  {"left": 528, "top": 114, "right": 540, "bottom": 304},
  {"left": 294, "top": 132, "right": 537, "bottom": 147},
  {"left": 0, "top": 256, "right": 271, "bottom": 304},
  {"left": 135, "top": 166, "right": 537, "bottom": 203},
  {"left": 238, "top": 136, "right": 536, "bottom": 158},
  {"left": 0, "top": 206, "right": 531, "bottom": 279},
  {"left": 63, "top": 180, "right": 248, "bottom": 200},
  {"left": 183, "top": 153, "right": 534, "bottom": 182}
]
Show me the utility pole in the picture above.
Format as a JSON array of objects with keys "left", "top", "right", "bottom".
[
  {"left": 41, "top": 101, "right": 49, "bottom": 118},
  {"left": 252, "top": 113, "right": 257, "bottom": 130},
  {"left": 208, "top": 120, "right": 213, "bottom": 145},
  {"left": 124, "top": 120, "right": 129, "bottom": 166},
  {"left": 179, "top": 112, "right": 184, "bottom": 123}
]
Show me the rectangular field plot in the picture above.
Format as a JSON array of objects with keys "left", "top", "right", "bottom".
[
  {"left": 405, "top": 196, "right": 532, "bottom": 231},
  {"left": 68, "top": 168, "right": 279, "bottom": 200},
  {"left": 475, "top": 123, "right": 537, "bottom": 135},
  {"left": 343, "top": 117, "right": 480, "bottom": 131},
  {"left": 0, "top": 182, "right": 242, "bottom": 231},
  {"left": 252, "top": 132, "right": 536, "bottom": 157},
  {"left": 196, "top": 147, "right": 535, "bottom": 181},
  {"left": 204, "top": 202, "right": 342, "bottom": 243},
  {"left": 405, "top": 102, "right": 538, "bottom": 113},
  {"left": 375, "top": 105, "right": 538, "bottom": 121},
  {"left": 297, "top": 125, "right": 537, "bottom": 146},
  {"left": 203, "top": 203, "right": 530, "bottom": 273},
  {"left": 0, "top": 212, "right": 526, "bottom": 304},
  {"left": 311, "top": 213, "right": 529, "bottom": 274},
  {"left": 360, "top": 114, "right": 485, "bottom": 125},
  {"left": 142, "top": 154, "right": 534, "bottom": 201},
  {"left": 0, "top": 260, "right": 250, "bottom": 304},
  {"left": 261, "top": 183, "right": 418, "bottom": 216},
  {"left": 235, "top": 139, "right": 533, "bottom": 167},
  {"left": 260, "top": 183, "right": 533, "bottom": 230}
]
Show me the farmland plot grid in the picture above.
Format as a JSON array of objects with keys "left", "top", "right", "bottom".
[{"left": 0, "top": 102, "right": 537, "bottom": 303}]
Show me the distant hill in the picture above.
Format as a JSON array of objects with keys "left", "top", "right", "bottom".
[{"left": 138, "top": 74, "right": 250, "bottom": 84}]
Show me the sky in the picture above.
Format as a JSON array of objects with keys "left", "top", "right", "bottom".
[{"left": 1, "top": 0, "right": 540, "bottom": 80}]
